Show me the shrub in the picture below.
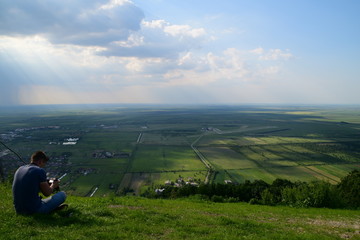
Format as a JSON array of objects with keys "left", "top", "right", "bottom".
[
  {"left": 249, "top": 198, "right": 260, "bottom": 205},
  {"left": 281, "top": 181, "right": 343, "bottom": 208},
  {"left": 226, "top": 197, "right": 239, "bottom": 203},
  {"left": 338, "top": 170, "right": 360, "bottom": 208},
  {"left": 211, "top": 195, "right": 224, "bottom": 203},
  {"left": 261, "top": 189, "right": 275, "bottom": 205}
]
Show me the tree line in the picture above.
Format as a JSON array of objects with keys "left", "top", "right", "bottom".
[{"left": 142, "top": 170, "right": 359, "bottom": 209}]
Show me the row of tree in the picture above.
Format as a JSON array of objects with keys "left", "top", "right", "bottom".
[{"left": 142, "top": 170, "right": 359, "bottom": 209}]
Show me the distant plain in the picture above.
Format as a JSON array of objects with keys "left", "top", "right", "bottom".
[{"left": 1, "top": 104, "right": 359, "bottom": 196}]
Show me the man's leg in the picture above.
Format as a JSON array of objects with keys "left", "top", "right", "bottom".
[{"left": 37, "top": 191, "right": 67, "bottom": 214}]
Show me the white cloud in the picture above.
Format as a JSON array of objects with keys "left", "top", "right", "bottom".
[
  {"left": 142, "top": 19, "right": 206, "bottom": 38},
  {"left": 264, "top": 66, "right": 280, "bottom": 74},
  {"left": 0, "top": 1, "right": 296, "bottom": 105},
  {"left": 0, "top": 32, "right": 293, "bottom": 105},
  {"left": 99, "top": 0, "right": 131, "bottom": 10},
  {"left": 158, "top": 47, "right": 289, "bottom": 87},
  {"left": 250, "top": 47, "right": 293, "bottom": 61},
  {"left": 113, "top": 34, "right": 144, "bottom": 48},
  {"left": 261, "top": 49, "right": 293, "bottom": 61},
  {"left": 0, "top": 1, "right": 208, "bottom": 59},
  {"left": 100, "top": 19, "right": 208, "bottom": 58},
  {"left": 250, "top": 47, "right": 265, "bottom": 55},
  {"left": 142, "top": 19, "right": 167, "bottom": 29},
  {"left": 0, "top": 0, "right": 144, "bottom": 47},
  {"left": 164, "top": 25, "right": 206, "bottom": 38}
]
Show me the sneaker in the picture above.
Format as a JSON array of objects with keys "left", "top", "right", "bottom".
[{"left": 54, "top": 204, "right": 68, "bottom": 212}]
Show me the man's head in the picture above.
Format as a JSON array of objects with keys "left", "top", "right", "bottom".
[{"left": 30, "top": 151, "right": 49, "bottom": 167}]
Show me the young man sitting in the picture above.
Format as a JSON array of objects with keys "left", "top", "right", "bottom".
[{"left": 12, "top": 151, "right": 67, "bottom": 214}]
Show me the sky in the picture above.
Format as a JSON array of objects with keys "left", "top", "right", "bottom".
[{"left": 1, "top": 0, "right": 359, "bottom": 105}]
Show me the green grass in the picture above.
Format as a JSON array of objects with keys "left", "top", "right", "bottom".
[{"left": 1, "top": 184, "right": 359, "bottom": 240}]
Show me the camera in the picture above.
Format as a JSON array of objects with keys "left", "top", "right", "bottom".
[{"left": 47, "top": 178, "right": 60, "bottom": 191}]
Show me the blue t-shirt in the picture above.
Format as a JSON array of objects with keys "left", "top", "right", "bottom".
[{"left": 12, "top": 164, "right": 47, "bottom": 214}]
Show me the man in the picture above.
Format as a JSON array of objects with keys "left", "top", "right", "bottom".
[{"left": 12, "top": 151, "right": 67, "bottom": 214}]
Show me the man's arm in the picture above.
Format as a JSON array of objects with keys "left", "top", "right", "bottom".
[{"left": 39, "top": 180, "right": 59, "bottom": 197}]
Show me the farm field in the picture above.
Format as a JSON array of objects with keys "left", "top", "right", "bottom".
[{"left": 1, "top": 104, "right": 360, "bottom": 196}]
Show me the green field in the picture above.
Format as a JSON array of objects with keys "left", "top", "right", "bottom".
[
  {"left": 130, "top": 145, "right": 205, "bottom": 172},
  {"left": 198, "top": 138, "right": 360, "bottom": 184},
  {"left": 1, "top": 104, "right": 359, "bottom": 196}
]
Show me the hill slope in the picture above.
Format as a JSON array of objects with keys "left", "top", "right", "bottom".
[{"left": 0, "top": 184, "right": 359, "bottom": 240}]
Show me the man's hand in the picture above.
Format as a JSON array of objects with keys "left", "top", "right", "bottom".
[
  {"left": 40, "top": 179, "right": 60, "bottom": 196},
  {"left": 51, "top": 179, "right": 60, "bottom": 190}
]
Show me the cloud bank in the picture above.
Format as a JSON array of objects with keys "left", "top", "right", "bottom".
[
  {"left": 0, "top": 0, "right": 294, "bottom": 105},
  {"left": 0, "top": 0, "right": 144, "bottom": 46}
]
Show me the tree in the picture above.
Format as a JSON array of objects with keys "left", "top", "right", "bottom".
[
  {"left": 338, "top": 170, "right": 360, "bottom": 208},
  {"left": 268, "top": 178, "right": 294, "bottom": 204}
]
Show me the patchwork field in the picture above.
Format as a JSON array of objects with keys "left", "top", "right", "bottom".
[
  {"left": 200, "top": 137, "right": 360, "bottom": 184},
  {"left": 1, "top": 104, "right": 359, "bottom": 196}
]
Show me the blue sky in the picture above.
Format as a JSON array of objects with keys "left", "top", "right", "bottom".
[{"left": 1, "top": 0, "right": 359, "bottom": 105}]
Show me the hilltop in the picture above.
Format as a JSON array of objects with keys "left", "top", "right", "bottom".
[{"left": 1, "top": 184, "right": 359, "bottom": 240}]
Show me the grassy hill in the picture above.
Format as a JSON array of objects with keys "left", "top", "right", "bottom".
[{"left": 1, "top": 184, "right": 359, "bottom": 240}]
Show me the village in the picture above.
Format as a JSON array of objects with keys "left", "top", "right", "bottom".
[
  {"left": 0, "top": 148, "right": 70, "bottom": 182},
  {"left": 92, "top": 150, "right": 130, "bottom": 159}
]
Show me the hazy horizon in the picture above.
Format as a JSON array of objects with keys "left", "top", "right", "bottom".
[{"left": 1, "top": 0, "right": 360, "bottom": 106}]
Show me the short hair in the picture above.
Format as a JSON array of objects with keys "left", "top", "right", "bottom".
[{"left": 31, "top": 151, "right": 49, "bottom": 163}]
